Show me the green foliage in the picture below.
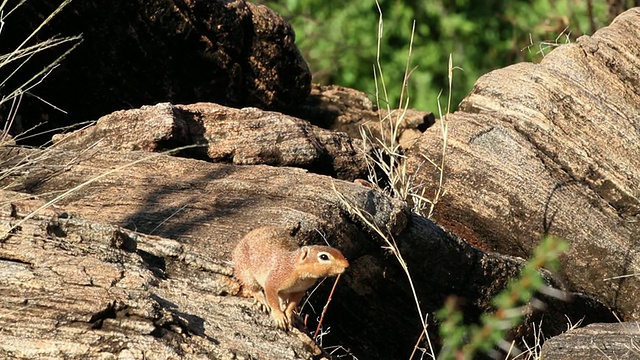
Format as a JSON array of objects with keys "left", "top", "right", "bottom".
[
  {"left": 436, "top": 236, "right": 569, "bottom": 360},
  {"left": 257, "top": 0, "right": 608, "bottom": 112}
]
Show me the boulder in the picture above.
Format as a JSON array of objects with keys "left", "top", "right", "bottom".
[
  {"left": 294, "top": 84, "right": 436, "bottom": 146},
  {"left": 0, "top": 4, "right": 637, "bottom": 360},
  {"left": 0, "top": 147, "right": 408, "bottom": 359},
  {"left": 3, "top": 0, "right": 310, "bottom": 142},
  {"left": 408, "top": 7, "right": 640, "bottom": 321},
  {"left": 52, "top": 102, "right": 368, "bottom": 180},
  {"left": 0, "top": 189, "right": 324, "bottom": 359},
  {"left": 0, "top": 139, "right": 616, "bottom": 359}
]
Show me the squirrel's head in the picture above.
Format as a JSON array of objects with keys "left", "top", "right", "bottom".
[{"left": 296, "top": 245, "right": 349, "bottom": 277}]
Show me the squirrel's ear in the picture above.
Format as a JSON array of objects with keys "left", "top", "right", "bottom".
[{"left": 298, "top": 246, "right": 310, "bottom": 262}]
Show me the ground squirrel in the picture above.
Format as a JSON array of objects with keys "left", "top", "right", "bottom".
[{"left": 232, "top": 226, "right": 349, "bottom": 330}]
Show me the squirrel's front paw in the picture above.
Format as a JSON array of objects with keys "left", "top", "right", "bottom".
[{"left": 271, "top": 311, "right": 290, "bottom": 331}]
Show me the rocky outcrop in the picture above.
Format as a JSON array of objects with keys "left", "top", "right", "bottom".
[
  {"left": 1, "top": 3, "right": 638, "bottom": 360},
  {"left": 4, "top": 0, "right": 310, "bottom": 142},
  {"left": 0, "top": 143, "right": 617, "bottom": 359},
  {"left": 408, "top": 8, "right": 640, "bottom": 322},
  {"left": 51, "top": 102, "right": 368, "bottom": 180},
  {"left": 0, "top": 190, "right": 325, "bottom": 359},
  {"left": 0, "top": 146, "right": 406, "bottom": 359},
  {"left": 294, "top": 84, "right": 436, "bottom": 146}
]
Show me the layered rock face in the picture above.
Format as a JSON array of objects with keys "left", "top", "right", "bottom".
[{"left": 408, "top": 7, "right": 640, "bottom": 321}]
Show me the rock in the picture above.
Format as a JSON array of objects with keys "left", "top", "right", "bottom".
[
  {"left": 541, "top": 322, "right": 640, "bottom": 360},
  {"left": 4, "top": 0, "right": 310, "bottom": 143},
  {"left": 293, "top": 84, "right": 435, "bottom": 146},
  {"left": 0, "top": 5, "right": 636, "bottom": 360},
  {"left": 0, "top": 190, "right": 323, "bottom": 359},
  {"left": 0, "top": 145, "right": 616, "bottom": 358},
  {"left": 408, "top": 8, "right": 640, "bottom": 320},
  {"left": 52, "top": 102, "right": 368, "bottom": 180}
]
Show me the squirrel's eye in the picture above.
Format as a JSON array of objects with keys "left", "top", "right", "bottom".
[{"left": 319, "top": 253, "right": 330, "bottom": 261}]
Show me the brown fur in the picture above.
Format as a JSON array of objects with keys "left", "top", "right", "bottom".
[{"left": 232, "top": 226, "right": 349, "bottom": 330}]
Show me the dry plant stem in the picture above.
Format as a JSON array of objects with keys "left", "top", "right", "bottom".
[
  {"left": 149, "top": 203, "right": 189, "bottom": 235},
  {"left": 313, "top": 273, "right": 342, "bottom": 339},
  {"left": 436, "top": 236, "right": 568, "bottom": 359},
  {"left": 1, "top": 131, "right": 100, "bottom": 189},
  {"left": 356, "top": 4, "right": 437, "bottom": 359},
  {"left": 408, "top": 326, "right": 427, "bottom": 360},
  {"left": 428, "top": 54, "right": 453, "bottom": 219},
  {"left": 603, "top": 272, "right": 640, "bottom": 281},
  {"left": 0, "top": 144, "right": 202, "bottom": 240},
  {"left": 369, "top": 4, "right": 427, "bottom": 212},
  {"left": 0, "top": 0, "right": 72, "bottom": 68},
  {"left": 0, "top": 37, "right": 81, "bottom": 90},
  {"left": 13, "top": 120, "right": 95, "bottom": 144},
  {"left": 0, "top": 38, "right": 82, "bottom": 107},
  {"left": 504, "top": 340, "right": 518, "bottom": 359},
  {"left": 367, "top": 2, "right": 451, "bottom": 219},
  {"left": 299, "top": 277, "right": 326, "bottom": 314},
  {"left": 1, "top": 94, "right": 21, "bottom": 141},
  {"left": 373, "top": 1, "right": 390, "bottom": 114},
  {"left": 0, "top": 0, "right": 82, "bottom": 108},
  {"left": 537, "top": 26, "right": 571, "bottom": 57}
]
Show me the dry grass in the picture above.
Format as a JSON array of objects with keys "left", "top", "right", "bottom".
[
  {"left": 521, "top": 26, "right": 572, "bottom": 58},
  {"left": 346, "top": 3, "right": 442, "bottom": 358},
  {"left": 333, "top": 181, "right": 434, "bottom": 359},
  {"left": 0, "top": 0, "right": 82, "bottom": 114},
  {"left": 0, "top": 2, "right": 587, "bottom": 360},
  {"left": 0, "top": 0, "right": 84, "bottom": 190},
  {"left": 359, "top": 8, "right": 452, "bottom": 220},
  {"left": 0, "top": 143, "right": 203, "bottom": 241},
  {"left": 331, "top": 2, "right": 461, "bottom": 358},
  {"left": 435, "top": 236, "right": 568, "bottom": 360},
  {"left": 343, "top": 6, "right": 575, "bottom": 359},
  {"left": 509, "top": 316, "right": 585, "bottom": 360}
]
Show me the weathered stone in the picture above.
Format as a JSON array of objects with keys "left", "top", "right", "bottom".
[
  {"left": 0, "top": 190, "right": 323, "bottom": 359},
  {"left": 294, "top": 84, "right": 435, "bottom": 146},
  {"left": 0, "top": 146, "right": 616, "bottom": 358},
  {"left": 541, "top": 322, "right": 640, "bottom": 360},
  {"left": 52, "top": 102, "right": 368, "bottom": 180},
  {"left": 408, "top": 7, "right": 640, "bottom": 321},
  {"left": 1, "top": 5, "right": 637, "bottom": 360}
]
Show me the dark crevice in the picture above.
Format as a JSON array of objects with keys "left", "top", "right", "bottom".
[
  {"left": 137, "top": 249, "right": 167, "bottom": 279},
  {"left": 149, "top": 293, "right": 220, "bottom": 346},
  {"left": 0, "top": 256, "right": 32, "bottom": 266},
  {"left": 89, "top": 301, "right": 118, "bottom": 329},
  {"left": 45, "top": 221, "right": 68, "bottom": 238}
]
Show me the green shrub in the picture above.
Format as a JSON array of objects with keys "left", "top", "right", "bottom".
[
  {"left": 437, "top": 235, "right": 568, "bottom": 359},
  {"left": 258, "top": 0, "right": 608, "bottom": 112}
]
